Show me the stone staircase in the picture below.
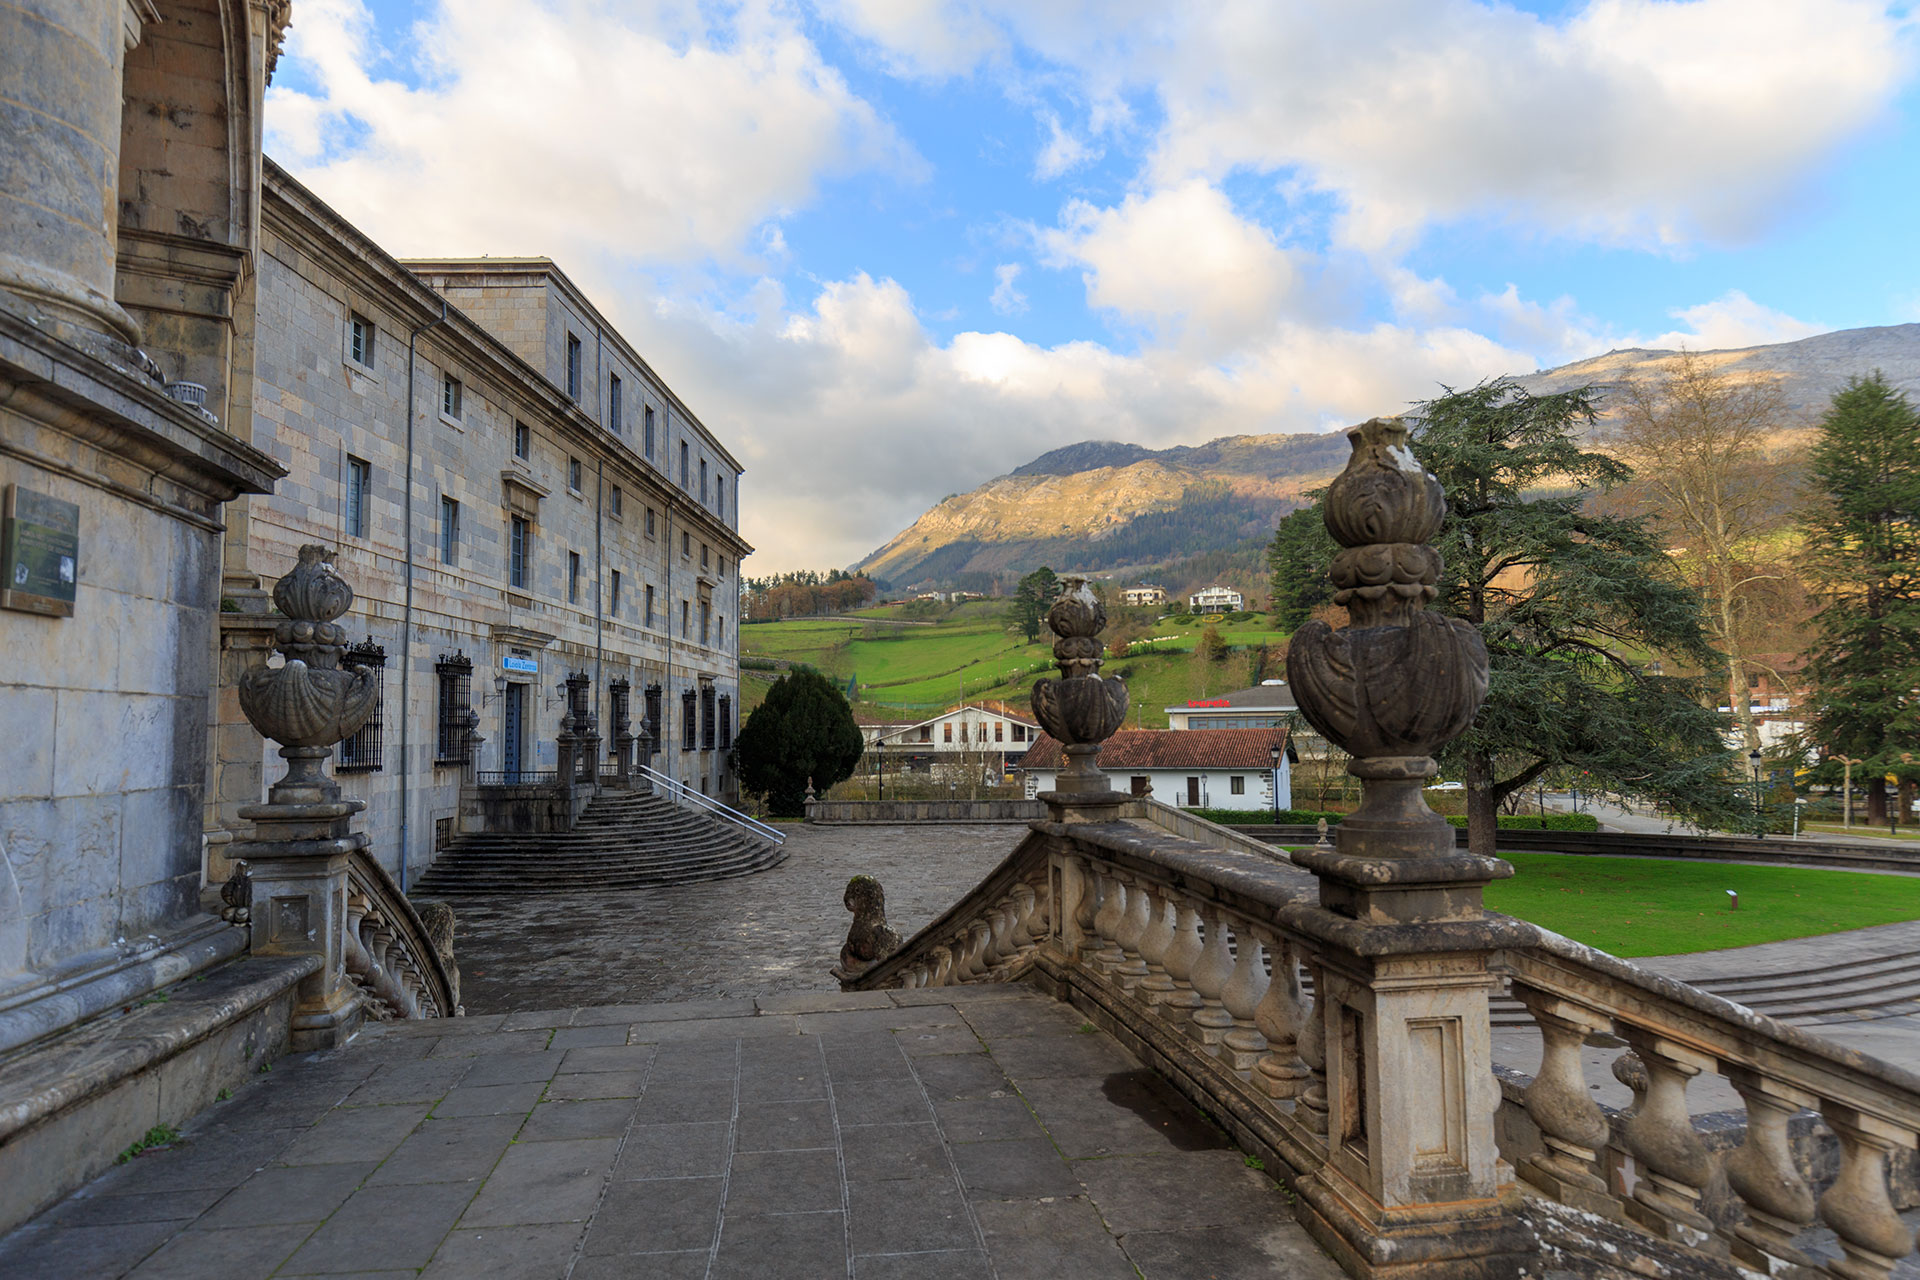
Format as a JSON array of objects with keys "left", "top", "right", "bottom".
[
  {"left": 415, "top": 788, "right": 786, "bottom": 895},
  {"left": 1491, "top": 941, "right": 1920, "bottom": 1027}
]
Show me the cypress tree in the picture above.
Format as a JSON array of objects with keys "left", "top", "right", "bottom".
[
  {"left": 733, "top": 668, "right": 865, "bottom": 817},
  {"left": 1794, "top": 373, "right": 1920, "bottom": 823}
]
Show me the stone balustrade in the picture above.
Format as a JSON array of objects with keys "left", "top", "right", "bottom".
[
  {"left": 1504, "top": 930, "right": 1920, "bottom": 1280},
  {"left": 849, "top": 817, "right": 1920, "bottom": 1280},
  {"left": 342, "top": 851, "right": 460, "bottom": 1021}
]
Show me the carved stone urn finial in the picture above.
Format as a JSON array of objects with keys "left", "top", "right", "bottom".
[
  {"left": 1286, "top": 418, "right": 1492, "bottom": 867},
  {"left": 1030, "top": 576, "right": 1128, "bottom": 795},
  {"left": 238, "top": 545, "right": 379, "bottom": 800}
]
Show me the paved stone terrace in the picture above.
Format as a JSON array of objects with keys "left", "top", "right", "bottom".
[
  {"left": 0, "top": 986, "right": 1342, "bottom": 1280},
  {"left": 443, "top": 824, "right": 1023, "bottom": 1011}
]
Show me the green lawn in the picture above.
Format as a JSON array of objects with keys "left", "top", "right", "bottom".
[{"left": 1484, "top": 852, "right": 1920, "bottom": 957}]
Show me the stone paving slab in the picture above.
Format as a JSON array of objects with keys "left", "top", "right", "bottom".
[{"left": 0, "top": 986, "right": 1343, "bottom": 1280}]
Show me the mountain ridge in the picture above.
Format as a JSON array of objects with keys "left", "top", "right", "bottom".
[{"left": 854, "top": 323, "right": 1920, "bottom": 591}]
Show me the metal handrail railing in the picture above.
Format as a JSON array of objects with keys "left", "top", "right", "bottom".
[{"left": 633, "top": 762, "right": 785, "bottom": 846}]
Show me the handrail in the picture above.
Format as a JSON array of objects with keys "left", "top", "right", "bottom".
[
  {"left": 633, "top": 762, "right": 785, "bottom": 846},
  {"left": 343, "top": 849, "right": 459, "bottom": 1019}
]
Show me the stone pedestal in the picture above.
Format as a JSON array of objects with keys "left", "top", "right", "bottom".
[{"left": 228, "top": 747, "right": 365, "bottom": 1050}]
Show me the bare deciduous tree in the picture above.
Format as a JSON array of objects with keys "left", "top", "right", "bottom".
[{"left": 1610, "top": 351, "right": 1806, "bottom": 750}]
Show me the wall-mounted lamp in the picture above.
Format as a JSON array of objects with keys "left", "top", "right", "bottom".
[{"left": 480, "top": 674, "right": 509, "bottom": 708}]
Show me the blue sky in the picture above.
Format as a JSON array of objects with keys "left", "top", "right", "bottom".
[{"left": 267, "top": 0, "right": 1920, "bottom": 572}]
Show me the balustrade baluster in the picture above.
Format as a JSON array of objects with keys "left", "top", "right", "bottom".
[
  {"left": 964, "top": 922, "right": 993, "bottom": 979},
  {"left": 1113, "top": 875, "right": 1153, "bottom": 989},
  {"left": 1187, "top": 906, "right": 1236, "bottom": 1048},
  {"left": 1510, "top": 985, "right": 1614, "bottom": 1211},
  {"left": 1816, "top": 1103, "right": 1917, "bottom": 1280},
  {"left": 1218, "top": 923, "right": 1270, "bottom": 1072},
  {"left": 1161, "top": 900, "right": 1205, "bottom": 1015},
  {"left": 930, "top": 945, "right": 954, "bottom": 987},
  {"left": 1721, "top": 1067, "right": 1820, "bottom": 1274},
  {"left": 1296, "top": 954, "right": 1330, "bottom": 1137},
  {"left": 1071, "top": 856, "right": 1099, "bottom": 954},
  {"left": 1091, "top": 870, "right": 1127, "bottom": 974},
  {"left": 987, "top": 899, "right": 1017, "bottom": 969},
  {"left": 1060, "top": 857, "right": 1089, "bottom": 954},
  {"left": 1250, "top": 930, "right": 1309, "bottom": 1099},
  {"left": 1137, "top": 887, "right": 1178, "bottom": 1005},
  {"left": 1619, "top": 1033, "right": 1719, "bottom": 1247}
]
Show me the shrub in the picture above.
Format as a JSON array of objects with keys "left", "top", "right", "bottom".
[
  {"left": 1443, "top": 813, "right": 1600, "bottom": 832},
  {"left": 1185, "top": 807, "right": 1346, "bottom": 826}
]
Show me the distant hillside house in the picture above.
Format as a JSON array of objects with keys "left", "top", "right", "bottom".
[
  {"left": 1189, "top": 585, "right": 1244, "bottom": 613},
  {"left": 1121, "top": 585, "right": 1167, "bottom": 607},
  {"left": 861, "top": 701, "right": 1042, "bottom": 779},
  {"left": 1020, "top": 728, "right": 1294, "bottom": 811},
  {"left": 1169, "top": 680, "right": 1335, "bottom": 760}
]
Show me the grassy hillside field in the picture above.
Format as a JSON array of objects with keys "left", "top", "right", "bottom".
[{"left": 740, "top": 599, "right": 1292, "bottom": 723}]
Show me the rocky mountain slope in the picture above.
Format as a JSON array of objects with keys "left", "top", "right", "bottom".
[{"left": 854, "top": 324, "right": 1920, "bottom": 590}]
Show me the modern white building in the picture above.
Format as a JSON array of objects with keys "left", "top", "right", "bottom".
[
  {"left": 1020, "top": 727, "right": 1293, "bottom": 810},
  {"left": 859, "top": 702, "right": 1042, "bottom": 776},
  {"left": 1188, "top": 585, "right": 1244, "bottom": 613}
]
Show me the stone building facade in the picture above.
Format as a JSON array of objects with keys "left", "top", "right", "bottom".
[
  {"left": 212, "top": 163, "right": 751, "bottom": 889},
  {"left": 0, "top": 0, "right": 287, "bottom": 1051}
]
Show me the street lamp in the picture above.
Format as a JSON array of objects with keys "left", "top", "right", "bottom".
[
  {"left": 1269, "top": 742, "right": 1282, "bottom": 824},
  {"left": 1748, "top": 748, "right": 1764, "bottom": 835}
]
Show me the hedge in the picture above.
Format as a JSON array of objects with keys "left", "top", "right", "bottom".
[
  {"left": 1180, "top": 809, "right": 1600, "bottom": 832},
  {"left": 1444, "top": 813, "right": 1600, "bottom": 832}
]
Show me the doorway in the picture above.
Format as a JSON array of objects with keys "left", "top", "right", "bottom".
[
  {"left": 1186, "top": 776, "right": 1201, "bottom": 807},
  {"left": 503, "top": 682, "right": 526, "bottom": 781}
]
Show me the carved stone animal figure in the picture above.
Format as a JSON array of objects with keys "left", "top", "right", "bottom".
[{"left": 835, "top": 875, "right": 901, "bottom": 981}]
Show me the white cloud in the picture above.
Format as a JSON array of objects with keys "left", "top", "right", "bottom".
[
  {"left": 1040, "top": 181, "right": 1302, "bottom": 353},
  {"left": 1641, "top": 290, "right": 1824, "bottom": 352},
  {"left": 604, "top": 268, "right": 1533, "bottom": 572},
  {"left": 826, "top": 0, "right": 1911, "bottom": 253},
  {"left": 1034, "top": 112, "right": 1098, "bottom": 179},
  {"left": 989, "top": 263, "right": 1028, "bottom": 315},
  {"left": 268, "top": 0, "right": 921, "bottom": 266}
]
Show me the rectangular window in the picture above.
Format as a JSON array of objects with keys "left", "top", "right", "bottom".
[
  {"left": 944, "top": 723, "right": 953, "bottom": 743},
  {"left": 682, "top": 689, "right": 697, "bottom": 751},
  {"left": 610, "top": 485, "right": 623, "bottom": 519},
  {"left": 700, "top": 599, "right": 711, "bottom": 645},
  {"left": 337, "top": 641, "right": 386, "bottom": 771},
  {"left": 565, "top": 332, "right": 582, "bottom": 400},
  {"left": 701, "top": 543, "right": 710, "bottom": 571},
  {"left": 608, "top": 373, "right": 622, "bottom": 433},
  {"left": 680, "top": 440, "right": 689, "bottom": 487},
  {"left": 681, "top": 531, "right": 690, "bottom": 558},
  {"left": 681, "top": 599, "right": 690, "bottom": 637},
  {"left": 645, "top": 507, "right": 656, "bottom": 538},
  {"left": 348, "top": 313, "right": 375, "bottom": 368},
  {"left": 918, "top": 726, "right": 931, "bottom": 743},
  {"left": 1011, "top": 725, "right": 1026, "bottom": 742},
  {"left": 435, "top": 653, "right": 473, "bottom": 764},
  {"left": 568, "top": 457, "right": 582, "bottom": 493},
  {"left": 995, "top": 722, "right": 1004, "bottom": 742},
  {"left": 717, "top": 478, "right": 725, "bottom": 523},
  {"left": 568, "top": 550, "right": 581, "bottom": 603},
  {"left": 441, "top": 374, "right": 461, "bottom": 419},
  {"left": 513, "top": 420, "right": 530, "bottom": 460},
  {"left": 718, "top": 694, "right": 733, "bottom": 751},
  {"left": 509, "top": 515, "right": 529, "bottom": 589},
  {"left": 644, "top": 405, "right": 655, "bottom": 458},
  {"left": 700, "top": 458, "right": 708, "bottom": 504},
  {"left": 610, "top": 569, "right": 622, "bottom": 616},
  {"left": 701, "top": 685, "right": 716, "bottom": 751},
  {"left": 1230, "top": 775, "right": 1246, "bottom": 796},
  {"left": 645, "top": 583, "right": 656, "bottom": 628},
  {"left": 645, "top": 683, "right": 663, "bottom": 750},
  {"left": 345, "top": 456, "right": 370, "bottom": 539},
  {"left": 439, "top": 495, "right": 459, "bottom": 564}
]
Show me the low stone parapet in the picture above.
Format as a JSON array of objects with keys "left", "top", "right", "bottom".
[{"left": 804, "top": 799, "right": 1047, "bottom": 824}]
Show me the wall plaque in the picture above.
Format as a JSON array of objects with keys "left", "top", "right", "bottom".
[{"left": 1, "top": 485, "right": 79, "bottom": 617}]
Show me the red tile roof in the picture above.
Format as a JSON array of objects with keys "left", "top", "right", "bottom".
[{"left": 1019, "top": 727, "right": 1291, "bottom": 771}]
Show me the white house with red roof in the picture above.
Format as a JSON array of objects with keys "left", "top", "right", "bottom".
[
  {"left": 857, "top": 701, "right": 1042, "bottom": 778},
  {"left": 1018, "top": 727, "right": 1294, "bottom": 811}
]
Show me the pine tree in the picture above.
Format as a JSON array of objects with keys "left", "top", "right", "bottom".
[
  {"left": 1267, "top": 506, "right": 1338, "bottom": 631},
  {"left": 732, "top": 668, "right": 865, "bottom": 817},
  {"left": 1413, "top": 380, "right": 1742, "bottom": 854},
  {"left": 1794, "top": 372, "right": 1920, "bottom": 824},
  {"left": 1010, "top": 566, "right": 1061, "bottom": 643}
]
